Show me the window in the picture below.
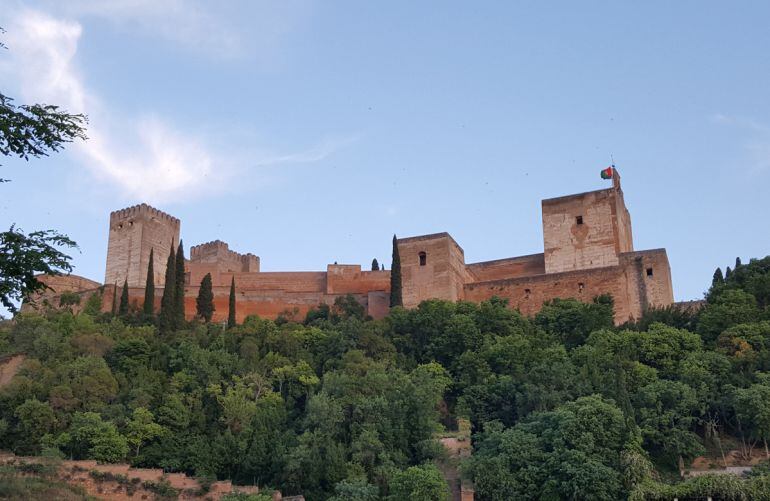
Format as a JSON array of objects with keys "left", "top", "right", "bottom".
[
  {"left": 646, "top": 267, "right": 653, "bottom": 277},
  {"left": 524, "top": 288, "right": 531, "bottom": 298},
  {"left": 578, "top": 282, "right": 585, "bottom": 292},
  {"left": 576, "top": 215, "right": 584, "bottom": 225},
  {"left": 418, "top": 251, "right": 427, "bottom": 266}
]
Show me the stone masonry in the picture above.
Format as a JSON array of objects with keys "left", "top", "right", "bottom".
[{"left": 25, "top": 175, "right": 674, "bottom": 324}]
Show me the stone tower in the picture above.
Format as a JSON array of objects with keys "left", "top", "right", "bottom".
[
  {"left": 104, "top": 204, "right": 181, "bottom": 289},
  {"left": 541, "top": 177, "right": 633, "bottom": 274}
]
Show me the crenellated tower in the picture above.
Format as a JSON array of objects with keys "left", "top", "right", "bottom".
[{"left": 104, "top": 204, "right": 181, "bottom": 288}]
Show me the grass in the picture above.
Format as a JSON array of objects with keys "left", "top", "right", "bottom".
[{"left": 0, "top": 465, "right": 95, "bottom": 501}]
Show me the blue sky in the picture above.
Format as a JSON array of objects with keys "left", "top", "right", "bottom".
[{"left": 2, "top": 1, "right": 769, "bottom": 311}]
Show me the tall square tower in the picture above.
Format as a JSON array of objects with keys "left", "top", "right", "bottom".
[
  {"left": 104, "top": 204, "right": 181, "bottom": 288},
  {"left": 542, "top": 184, "right": 633, "bottom": 274}
]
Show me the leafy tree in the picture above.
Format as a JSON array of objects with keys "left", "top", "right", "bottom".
[
  {"left": 196, "top": 273, "right": 215, "bottom": 322},
  {"left": 390, "top": 235, "right": 402, "bottom": 307},
  {"left": 159, "top": 244, "right": 176, "bottom": 333},
  {"left": 371, "top": 258, "right": 379, "bottom": 271},
  {"left": 388, "top": 464, "right": 449, "bottom": 501},
  {"left": 118, "top": 278, "right": 129, "bottom": 317},
  {"left": 125, "top": 407, "right": 166, "bottom": 456},
  {"left": 698, "top": 289, "right": 761, "bottom": 344},
  {"left": 143, "top": 248, "right": 155, "bottom": 317},
  {"left": 12, "top": 399, "right": 56, "bottom": 454},
  {"left": 61, "top": 412, "right": 128, "bottom": 462},
  {"left": 228, "top": 276, "right": 236, "bottom": 328},
  {"left": 329, "top": 478, "right": 379, "bottom": 501},
  {"left": 174, "top": 240, "right": 186, "bottom": 328},
  {"left": 82, "top": 290, "right": 102, "bottom": 316},
  {"left": 0, "top": 226, "right": 77, "bottom": 313},
  {"left": 733, "top": 374, "right": 770, "bottom": 458},
  {"left": 535, "top": 295, "right": 614, "bottom": 349}
]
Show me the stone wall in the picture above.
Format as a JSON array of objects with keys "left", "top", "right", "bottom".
[
  {"left": 397, "top": 233, "right": 468, "bottom": 308},
  {"left": 542, "top": 187, "right": 633, "bottom": 274},
  {"left": 104, "top": 204, "right": 180, "bottom": 289}
]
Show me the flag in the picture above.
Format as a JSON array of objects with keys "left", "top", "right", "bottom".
[{"left": 600, "top": 166, "right": 614, "bottom": 179}]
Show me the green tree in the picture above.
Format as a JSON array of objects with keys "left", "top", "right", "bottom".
[
  {"left": 174, "top": 240, "right": 186, "bottom": 328},
  {"left": 388, "top": 464, "right": 449, "bottom": 501},
  {"left": 535, "top": 295, "right": 614, "bottom": 349},
  {"left": 159, "top": 244, "right": 176, "bottom": 332},
  {"left": 228, "top": 276, "right": 237, "bottom": 328},
  {"left": 698, "top": 289, "right": 761, "bottom": 344},
  {"left": 0, "top": 226, "right": 77, "bottom": 313},
  {"left": 329, "top": 478, "right": 379, "bottom": 501},
  {"left": 734, "top": 375, "right": 770, "bottom": 458},
  {"left": 118, "top": 278, "right": 129, "bottom": 317},
  {"left": 371, "top": 258, "right": 379, "bottom": 271},
  {"left": 13, "top": 399, "right": 57, "bottom": 454},
  {"left": 143, "top": 248, "right": 155, "bottom": 317},
  {"left": 62, "top": 412, "right": 128, "bottom": 462},
  {"left": 712, "top": 267, "right": 724, "bottom": 286},
  {"left": 126, "top": 407, "right": 166, "bottom": 456},
  {"left": 196, "top": 273, "right": 215, "bottom": 322},
  {"left": 390, "top": 235, "right": 402, "bottom": 307}
]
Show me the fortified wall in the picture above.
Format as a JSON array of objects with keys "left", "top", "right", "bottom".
[{"left": 23, "top": 174, "right": 674, "bottom": 324}]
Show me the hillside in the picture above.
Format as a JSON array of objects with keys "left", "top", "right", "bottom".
[{"left": 1, "top": 256, "right": 769, "bottom": 500}]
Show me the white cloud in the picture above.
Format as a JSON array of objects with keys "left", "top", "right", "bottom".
[{"left": 2, "top": 8, "right": 345, "bottom": 204}]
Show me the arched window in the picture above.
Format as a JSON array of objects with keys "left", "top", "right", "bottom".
[{"left": 418, "top": 251, "right": 427, "bottom": 266}]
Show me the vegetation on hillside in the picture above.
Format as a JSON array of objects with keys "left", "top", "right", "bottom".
[{"left": 1, "top": 256, "right": 770, "bottom": 500}]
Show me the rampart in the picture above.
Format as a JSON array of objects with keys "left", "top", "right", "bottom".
[{"left": 25, "top": 175, "right": 674, "bottom": 324}]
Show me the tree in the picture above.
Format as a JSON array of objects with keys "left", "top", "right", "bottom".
[
  {"left": 125, "top": 407, "right": 166, "bottom": 457},
  {"left": 174, "top": 240, "right": 186, "bottom": 328},
  {"left": 118, "top": 278, "right": 129, "bottom": 317},
  {"left": 371, "top": 258, "right": 379, "bottom": 271},
  {"left": 0, "top": 34, "right": 87, "bottom": 310},
  {"left": 143, "top": 248, "right": 155, "bottom": 317},
  {"left": 0, "top": 226, "right": 77, "bottom": 313},
  {"left": 228, "top": 276, "right": 236, "bottom": 328},
  {"left": 725, "top": 266, "right": 733, "bottom": 280},
  {"left": 712, "top": 267, "right": 724, "bottom": 286},
  {"left": 388, "top": 464, "right": 449, "bottom": 501},
  {"left": 390, "top": 235, "right": 402, "bottom": 307},
  {"left": 196, "top": 273, "right": 215, "bottom": 322},
  {"left": 159, "top": 244, "right": 176, "bottom": 332},
  {"left": 736, "top": 256, "right": 743, "bottom": 269}
]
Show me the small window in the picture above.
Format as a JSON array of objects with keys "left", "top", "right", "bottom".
[
  {"left": 418, "top": 251, "right": 427, "bottom": 266},
  {"left": 524, "top": 288, "right": 531, "bottom": 297},
  {"left": 646, "top": 267, "right": 653, "bottom": 277},
  {"left": 578, "top": 282, "right": 585, "bottom": 292},
  {"left": 576, "top": 215, "right": 584, "bottom": 225}
]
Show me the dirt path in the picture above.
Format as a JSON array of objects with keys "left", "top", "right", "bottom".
[{"left": 0, "top": 354, "right": 25, "bottom": 388}]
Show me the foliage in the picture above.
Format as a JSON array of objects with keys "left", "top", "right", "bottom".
[
  {"left": 228, "top": 276, "right": 236, "bottom": 328},
  {"left": 390, "top": 235, "right": 402, "bottom": 307},
  {"left": 143, "top": 248, "right": 155, "bottom": 317},
  {"left": 159, "top": 246, "right": 176, "bottom": 333},
  {"left": 0, "top": 226, "right": 77, "bottom": 313},
  {"left": 196, "top": 273, "right": 215, "bottom": 322},
  {"left": 174, "top": 241, "right": 186, "bottom": 329},
  {"left": 0, "top": 254, "right": 768, "bottom": 499}
]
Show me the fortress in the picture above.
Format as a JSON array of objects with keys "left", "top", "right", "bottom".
[{"left": 26, "top": 174, "right": 674, "bottom": 324}]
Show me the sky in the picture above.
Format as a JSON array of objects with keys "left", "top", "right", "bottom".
[{"left": 2, "top": 0, "right": 770, "bottom": 312}]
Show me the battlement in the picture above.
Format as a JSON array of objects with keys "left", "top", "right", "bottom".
[
  {"left": 109, "top": 203, "right": 180, "bottom": 225},
  {"left": 190, "top": 240, "right": 258, "bottom": 262}
]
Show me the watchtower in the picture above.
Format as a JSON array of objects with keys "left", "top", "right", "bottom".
[
  {"left": 104, "top": 204, "right": 181, "bottom": 288},
  {"left": 541, "top": 175, "right": 633, "bottom": 274}
]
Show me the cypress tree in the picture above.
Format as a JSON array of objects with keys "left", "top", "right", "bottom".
[
  {"left": 390, "top": 234, "right": 402, "bottom": 307},
  {"left": 725, "top": 266, "right": 732, "bottom": 280},
  {"left": 227, "top": 276, "right": 236, "bottom": 328},
  {"left": 735, "top": 256, "right": 742, "bottom": 269},
  {"left": 111, "top": 282, "right": 118, "bottom": 315},
  {"left": 118, "top": 278, "right": 129, "bottom": 317},
  {"left": 159, "top": 243, "right": 176, "bottom": 333},
  {"left": 196, "top": 273, "right": 215, "bottom": 322},
  {"left": 143, "top": 248, "right": 155, "bottom": 317},
  {"left": 174, "top": 240, "right": 186, "bottom": 328},
  {"left": 712, "top": 267, "right": 724, "bottom": 286},
  {"left": 381, "top": 263, "right": 384, "bottom": 271},
  {"left": 371, "top": 258, "right": 379, "bottom": 271}
]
